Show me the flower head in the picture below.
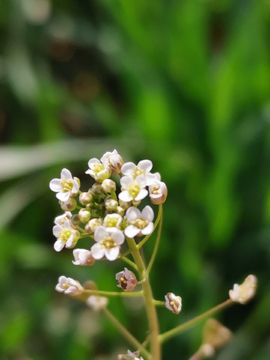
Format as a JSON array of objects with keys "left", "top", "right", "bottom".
[
  {"left": 165, "top": 292, "right": 182, "bottom": 314},
  {"left": 124, "top": 206, "right": 154, "bottom": 238},
  {"left": 86, "top": 295, "right": 108, "bottom": 311},
  {"left": 148, "top": 173, "right": 168, "bottom": 205},
  {"left": 229, "top": 274, "right": 257, "bottom": 304},
  {"left": 116, "top": 268, "right": 138, "bottom": 292},
  {"left": 72, "top": 249, "right": 95, "bottom": 266},
  {"left": 101, "top": 149, "right": 124, "bottom": 175},
  {"left": 53, "top": 219, "right": 80, "bottom": 252},
  {"left": 55, "top": 276, "right": 83, "bottom": 295},
  {"left": 119, "top": 175, "right": 148, "bottom": 202},
  {"left": 91, "top": 226, "right": 125, "bottom": 261},
  {"left": 49, "top": 168, "right": 80, "bottom": 201},
  {"left": 103, "top": 213, "right": 123, "bottom": 229},
  {"left": 121, "top": 160, "right": 156, "bottom": 186},
  {"left": 85, "top": 158, "right": 111, "bottom": 182}
]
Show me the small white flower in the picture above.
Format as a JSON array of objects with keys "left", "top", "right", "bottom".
[
  {"left": 124, "top": 206, "right": 154, "bottom": 238},
  {"left": 55, "top": 276, "right": 83, "bottom": 295},
  {"left": 85, "top": 158, "right": 111, "bottom": 182},
  {"left": 229, "top": 275, "right": 257, "bottom": 304},
  {"left": 119, "top": 175, "right": 148, "bottom": 202},
  {"left": 103, "top": 213, "right": 123, "bottom": 229},
  {"left": 53, "top": 219, "right": 80, "bottom": 252},
  {"left": 49, "top": 168, "right": 80, "bottom": 201},
  {"left": 54, "top": 212, "right": 72, "bottom": 226},
  {"left": 121, "top": 159, "right": 156, "bottom": 185},
  {"left": 86, "top": 295, "right": 108, "bottom": 311},
  {"left": 72, "top": 249, "right": 95, "bottom": 266},
  {"left": 165, "top": 292, "right": 182, "bottom": 314},
  {"left": 116, "top": 268, "right": 137, "bottom": 292},
  {"left": 91, "top": 226, "right": 125, "bottom": 261},
  {"left": 118, "top": 350, "right": 144, "bottom": 360},
  {"left": 149, "top": 173, "right": 168, "bottom": 205},
  {"left": 101, "top": 149, "right": 124, "bottom": 175}
]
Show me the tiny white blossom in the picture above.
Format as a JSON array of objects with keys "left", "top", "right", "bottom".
[
  {"left": 49, "top": 168, "right": 80, "bottom": 201},
  {"left": 118, "top": 350, "right": 144, "bottom": 360},
  {"left": 149, "top": 173, "right": 168, "bottom": 205},
  {"left": 116, "top": 268, "right": 137, "bottom": 291},
  {"left": 54, "top": 212, "right": 72, "bottom": 226},
  {"left": 91, "top": 226, "right": 125, "bottom": 261},
  {"left": 165, "top": 292, "right": 182, "bottom": 314},
  {"left": 53, "top": 219, "right": 80, "bottom": 252},
  {"left": 103, "top": 213, "right": 123, "bottom": 229},
  {"left": 119, "top": 175, "right": 148, "bottom": 202},
  {"left": 229, "top": 275, "right": 257, "bottom": 304},
  {"left": 72, "top": 249, "right": 95, "bottom": 266},
  {"left": 55, "top": 275, "right": 83, "bottom": 295},
  {"left": 85, "top": 158, "right": 111, "bottom": 182},
  {"left": 121, "top": 160, "right": 156, "bottom": 185},
  {"left": 124, "top": 206, "right": 154, "bottom": 238},
  {"left": 86, "top": 295, "right": 108, "bottom": 311},
  {"left": 101, "top": 149, "right": 124, "bottom": 175}
]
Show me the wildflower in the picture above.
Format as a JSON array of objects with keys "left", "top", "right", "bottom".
[
  {"left": 124, "top": 206, "right": 154, "bottom": 238},
  {"left": 121, "top": 160, "right": 156, "bottom": 185},
  {"left": 116, "top": 268, "right": 137, "bottom": 292},
  {"left": 101, "top": 149, "right": 124, "bottom": 175},
  {"left": 149, "top": 173, "right": 168, "bottom": 205},
  {"left": 165, "top": 292, "right": 182, "bottom": 314},
  {"left": 49, "top": 168, "right": 80, "bottom": 201},
  {"left": 91, "top": 226, "right": 125, "bottom": 261},
  {"left": 72, "top": 249, "right": 95, "bottom": 266},
  {"left": 85, "top": 218, "right": 102, "bottom": 234},
  {"left": 86, "top": 295, "right": 108, "bottom": 311},
  {"left": 55, "top": 276, "right": 83, "bottom": 295},
  {"left": 53, "top": 219, "right": 80, "bottom": 252},
  {"left": 229, "top": 275, "right": 257, "bottom": 304},
  {"left": 85, "top": 158, "right": 111, "bottom": 182},
  {"left": 118, "top": 350, "right": 144, "bottom": 360},
  {"left": 54, "top": 212, "right": 72, "bottom": 226},
  {"left": 119, "top": 175, "right": 148, "bottom": 202},
  {"left": 103, "top": 213, "right": 123, "bottom": 229}
]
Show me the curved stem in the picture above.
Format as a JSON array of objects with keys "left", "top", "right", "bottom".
[
  {"left": 147, "top": 205, "right": 163, "bottom": 275},
  {"left": 137, "top": 204, "right": 163, "bottom": 249},
  {"left": 119, "top": 255, "right": 138, "bottom": 271},
  {"left": 153, "top": 300, "right": 165, "bottom": 307},
  {"left": 83, "top": 289, "right": 143, "bottom": 297}
]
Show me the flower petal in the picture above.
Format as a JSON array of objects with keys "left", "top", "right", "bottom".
[
  {"left": 135, "top": 174, "right": 147, "bottom": 188},
  {"left": 53, "top": 225, "right": 62, "bottom": 237},
  {"left": 94, "top": 226, "right": 108, "bottom": 242},
  {"left": 141, "top": 205, "right": 154, "bottom": 222},
  {"left": 105, "top": 247, "right": 120, "bottom": 261},
  {"left": 91, "top": 243, "right": 105, "bottom": 259},
  {"left": 121, "top": 162, "right": 136, "bottom": 176},
  {"left": 120, "top": 175, "right": 134, "bottom": 189},
  {"left": 141, "top": 222, "right": 154, "bottom": 236},
  {"left": 72, "top": 180, "right": 79, "bottom": 193},
  {"left": 54, "top": 240, "right": 65, "bottom": 252},
  {"left": 56, "top": 191, "right": 70, "bottom": 201},
  {"left": 138, "top": 159, "right": 152, "bottom": 173},
  {"left": 66, "top": 234, "right": 74, "bottom": 248},
  {"left": 111, "top": 229, "right": 125, "bottom": 245},
  {"left": 88, "top": 158, "right": 100, "bottom": 167},
  {"left": 126, "top": 207, "right": 141, "bottom": 222},
  {"left": 49, "top": 179, "right": 62, "bottom": 192},
  {"left": 135, "top": 189, "right": 148, "bottom": 201},
  {"left": 125, "top": 225, "right": 141, "bottom": 238},
  {"left": 119, "top": 190, "right": 133, "bottom": 202},
  {"left": 61, "top": 168, "right": 72, "bottom": 180}
]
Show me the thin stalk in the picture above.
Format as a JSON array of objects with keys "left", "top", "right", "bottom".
[
  {"left": 159, "top": 299, "right": 233, "bottom": 343},
  {"left": 153, "top": 300, "right": 165, "bottom": 307},
  {"left": 102, "top": 307, "right": 151, "bottom": 359},
  {"left": 137, "top": 204, "right": 163, "bottom": 249},
  {"left": 147, "top": 205, "right": 163, "bottom": 274},
  {"left": 119, "top": 255, "right": 138, "bottom": 271},
  {"left": 83, "top": 289, "right": 143, "bottom": 297}
]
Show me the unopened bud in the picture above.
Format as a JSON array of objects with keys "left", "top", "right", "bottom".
[
  {"left": 59, "top": 198, "right": 77, "bottom": 211},
  {"left": 90, "top": 183, "right": 102, "bottom": 195},
  {"left": 119, "top": 200, "right": 131, "bottom": 210},
  {"left": 85, "top": 218, "right": 102, "bottom": 233},
  {"left": 79, "top": 192, "right": 93, "bottom": 205},
  {"left": 116, "top": 206, "right": 125, "bottom": 216},
  {"left": 105, "top": 198, "right": 118, "bottom": 212},
  {"left": 116, "top": 268, "right": 137, "bottom": 292},
  {"left": 101, "top": 179, "right": 116, "bottom": 193},
  {"left": 78, "top": 209, "right": 91, "bottom": 223},
  {"left": 229, "top": 274, "right": 257, "bottom": 304},
  {"left": 72, "top": 249, "right": 95, "bottom": 266},
  {"left": 71, "top": 214, "right": 80, "bottom": 229},
  {"left": 132, "top": 200, "right": 141, "bottom": 207}
]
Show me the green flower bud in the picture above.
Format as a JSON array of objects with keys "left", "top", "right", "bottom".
[
  {"left": 79, "top": 192, "right": 93, "bottom": 205},
  {"left": 78, "top": 209, "right": 91, "bottom": 223}
]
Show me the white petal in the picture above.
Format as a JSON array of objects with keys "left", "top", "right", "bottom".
[
  {"left": 135, "top": 189, "right": 148, "bottom": 201},
  {"left": 135, "top": 174, "right": 147, "bottom": 188},
  {"left": 72, "top": 180, "right": 79, "bottom": 193},
  {"left": 55, "top": 284, "right": 64, "bottom": 292},
  {"left": 56, "top": 191, "right": 70, "bottom": 201},
  {"left": 138, "top": 159, "right": 152, "bottom": 173},
  {"left": 121, "top": 162, "right": 136, "bottom": 176},
  {"left": 145, "top": 173, "right": 158, "bottom": 186},
  {"left": 105, "top": 247, "right": 120, "bottom": 261},
  {"left": 141, "top": 222, "right": 154, "bottom": 235},
  {"left": 126, "top": 207, "right": 141, "bottom": 222},
  {"left": 66, "top": 234, "right": 74, "bottom": 248},
  {"left": 124, "top": 225, "right": 140, "bottom": 238},
  {"left": 111, "top": 229, "right": 125, "bottom": 245},
  {"left": 58, "top": 275, "right": 67, "bottom": 283},
  {"left": 91, "top": 243, "right": 105, "bottom": 259},
  {"left": 53, "top": 225, "right": 62, "bottom": 237},
  {"left": 54, "top": 240, "right": 65, "bottom": 252},
  {"left": 49, "top": 179, "right": 62, "bottom": 192},
  {"left": 141, "top": 206, "right": 154, "bottom": 222},
  {"left": 120, "top": 175, "right": 134, "bottom": 189},
  {"left": 119, "top": 190, "right": 133, "bottom": 202},
  {"left": 61, "top": 168, "right": 72, "bottom": 180},
  {"left": 94, "top": 226, "right": 108, "bottom": 242},
  {"left": 88, "top": 158, "right": 100, "bottom": 167},
  {"left": 65, "top": 286, "right": 77, "bottom": 294}
]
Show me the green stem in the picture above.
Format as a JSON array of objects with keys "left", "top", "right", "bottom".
[
  {"left": 119, "top": 255, "right": 138, "bottom": 271},
  {"left": 159, "top": 299, "right": 233, "bottom": 343},
  {"left": 147, "top": 205, "right": 163, "bottom": 275},
  {"left": 126, "top": 237, "right": 161, "bottom": 360},
  {"left": 83, "top": 289, "right": 143, "bottom": 297},
  {"left": 102, "top": 307, "right": 151, "bottom": 359},
  {"left": 153, "top": 300, "right": 165, "bottom": 307},
  {"left": 137, "top": 204, "right": 163, "bottom": 249}
]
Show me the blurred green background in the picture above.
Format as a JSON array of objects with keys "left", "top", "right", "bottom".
[{"left": 1, "top": 0, "right": 270, "bottom": 359}]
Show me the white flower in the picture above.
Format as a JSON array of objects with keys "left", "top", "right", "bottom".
[
  {"left": 103, "top": 213, "right": 123, "bottom": 229},
  {"left": 121, "top": 159, "right": 156, "bottom": 185},
  {"left": 49, "top": 168, "right": 80, "bottom": 201},
  {"left": 101, "top": 149, "right": 124, "bottom": 175},
  {"left": 124, "top": 206, "right": 154, "bottom": 238},
  {"left": 72, "top": 249, "right": 95, "bottom": 266},
  {"left": 55, "top": 276, "right": 83, "bottom": 295},
  {"left": 86, "top": 295, "right": 108, "bottom": 311},
  {"left": 118, "top": 350, "right": 144, "bottom": 360},
  {"left": 85, "top": 158, "right": 111, "bottom": 182},
  {"left": 119, "top": 175, "right": 148, "bottom": 202},
  {"left": 91, "top": 226, "right": 125, "bottom": 261},
  {"left": 149, "top": 173, "right": 168, "bottom": 205},
  {"left": 116, "top": 268, "right": 137, "bottom": 292},
  {"left": 53, "top": 219, "right": 80, "bottom": 252},
  {"left": 229, "top": 275, "right": 257, "bottom": 304},
  {"left": 54, "top": 212, "right": 72, "bottom": 226},
  {"left": 165, "top": 292, "right": 182, "bottom": 314}
]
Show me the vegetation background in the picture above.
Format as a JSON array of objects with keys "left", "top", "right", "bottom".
[{"left": 1, "top": 0, "right": 270, "bottom": 359}]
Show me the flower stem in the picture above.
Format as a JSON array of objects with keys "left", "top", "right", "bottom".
[
  {"left": 147, "top": 205, "right": 163, "bottom": 275},
  {"left": 102, "top": 307, "right": 151, "bottom": 359},
  {"left": 159, "top": 299, "right": 233, "bottom": 343},
  {"left": 153, "top": 300, "right": 165, "bottom": 307},
  {"left": 118, "top": 255, "right": 138, "bottom": 271},
  {"left": 83, "top": 289, "right": 143, "bottom": 297},
  {"left": 137, "top": 204, "right": 163, "bottom": 249},
  {"left": 126, "top": 237, "right": 161, "bottom": 360}
]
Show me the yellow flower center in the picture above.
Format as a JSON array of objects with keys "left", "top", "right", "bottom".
[
  {"left": 93, "top": 164, "right": 105, "bottom": 175},
  {"left": 59, "top": 229, "right": 72, "bottom": 243},
  {"left": 152, "top": 185, "right": 160, "bottom": 194},
  {"left": 133, "top": 166, "right": 144, "bottom": 177},
  {"left": 101, "top": 236, "right": 117, "bottom": 249},
  {"left": 61, "top": 179, "right": 74, "bottom": 192},
  {"left": 106, "top": 217, "right": 118, "bottom": 227},
  {"left": 127, "top": 183, "right": 140, "bottom": 198},
  {"left": 131, "top": 219, "right": 149, "bottom": 229}
]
